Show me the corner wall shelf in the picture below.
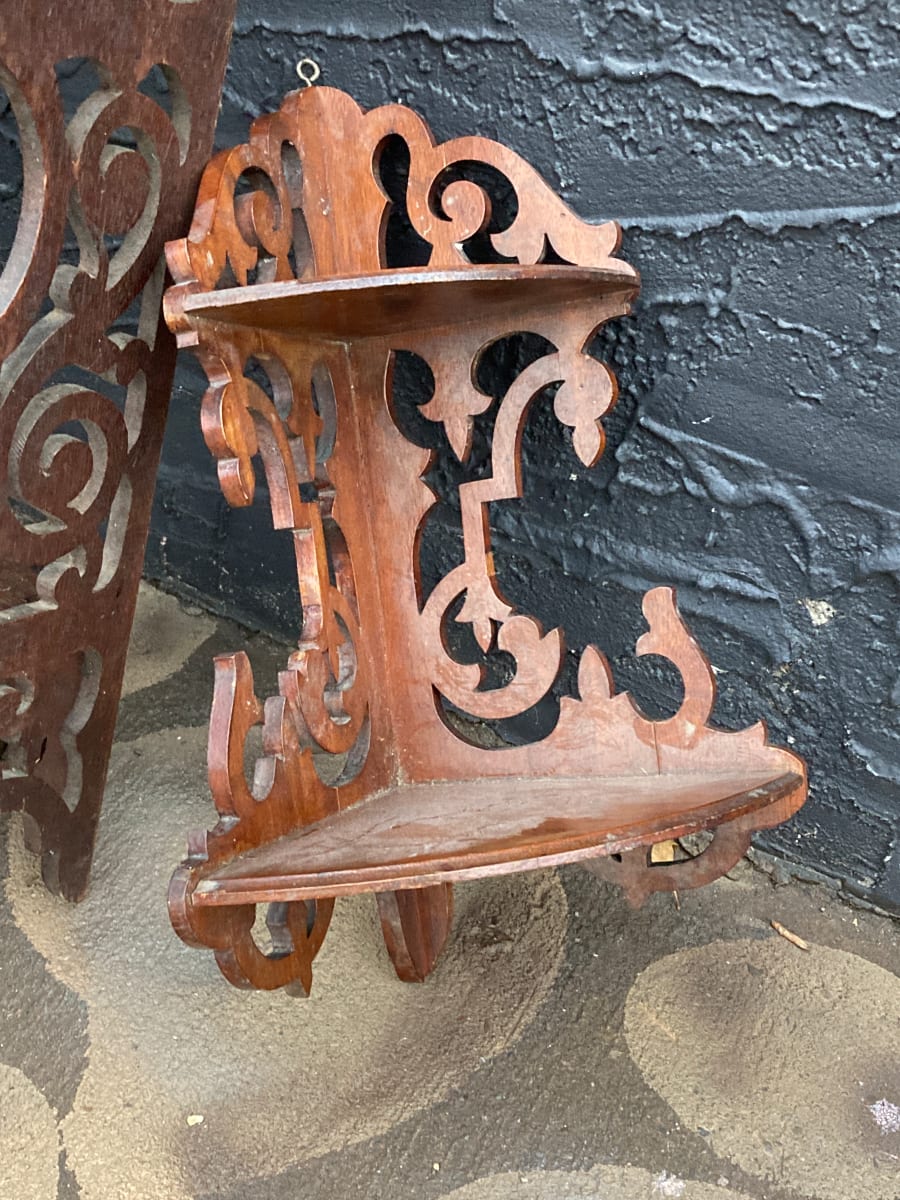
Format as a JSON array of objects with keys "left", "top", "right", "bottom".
[
  {"left": 164, "top": 86, "right": 807, "bottom": 993},
  {"left": 175, "top": 264, "right": 638, "bottom": 340}
]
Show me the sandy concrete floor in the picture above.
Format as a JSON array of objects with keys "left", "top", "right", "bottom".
[{"left": 1, "top": 583, "right": 898, "bottom": 1200}]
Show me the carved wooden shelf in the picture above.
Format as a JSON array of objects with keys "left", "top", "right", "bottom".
[
  {"left": 192, "top": 771, "right": 801, "bottom": 904},
  {"left": 176, "top": 265, "right": 639, "bottom": 340},
  {"left": 164, "top": 86, "right": 808, "bottom": 994}
]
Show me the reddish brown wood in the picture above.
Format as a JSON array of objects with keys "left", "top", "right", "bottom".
[
  {"left": 192, "top": 770, "right": 802, "bottom": 905},
  {"left": 164, "top": 86, "right": 808, "bottom": 992},
  {"left": 584, "top": 820, "right": 756, "bottom": 907},
  {"left": 376, "top": 885, "right": 454, "bottom": 983},
  {"left": 176, "top": 265, "right": 639, "bottom": 339},
  {"left": 0, "top": 1, "right": 235, "bottom": 898}
]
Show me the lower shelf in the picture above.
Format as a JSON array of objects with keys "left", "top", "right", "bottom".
[{"left": 193, "top": 769, "right": 803, "bottom": 905}]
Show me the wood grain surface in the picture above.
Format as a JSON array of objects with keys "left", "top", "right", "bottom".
[{"left": 0, "top": 0, "right": 235, "bottom": 898}]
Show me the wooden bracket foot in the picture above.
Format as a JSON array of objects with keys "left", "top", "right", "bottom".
[
  {"left": 585, "top": 822, "right": 754, "bottom": 908},
  {"left": 377, "top": 885, "right": 454, "bottom": 983}
]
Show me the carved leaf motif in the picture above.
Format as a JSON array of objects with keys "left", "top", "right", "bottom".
[
  {"left": 577, "top": 646, "right": 614, "bottom": 703},
  {"left": 637, "top": 586, "right": 716, "bottom": 737}
]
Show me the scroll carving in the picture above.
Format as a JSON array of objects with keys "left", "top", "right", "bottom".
[
  {"left": 417, "top": 319, "right": 625, "bottom": 719},
  {"left": 0, "top": 2, "right": 235, "bottom": 898},
  {"left": 163, "top": 88, "right": 631, "bottom": 311},
  {"left": 165, "top": 87, "right": 806, "bottom": 994},
  {"left": 164, "top": 85, "right": 638, "bottom": 759},
  {"left": 584, "top": 823, "right": 755, "bottom": 908}
]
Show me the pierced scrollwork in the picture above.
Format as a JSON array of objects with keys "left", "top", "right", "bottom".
[
  {"left": 0, "top": 648, "right": 100, "bottom": 798},
  {"left": 165, "top": 86, "right": 806, "bottom": 995},
  {"left": 0, "top": 1, "right": 235, "bottom": 898},
  {"left": 584, "top": 822, "right": 754, "bottom": 908},
  {"left": 162, "top": 86, "right": 690, "bottom": 993},
  {"left": 167, "top": 646, "right": 362, "bottom": 992},
  {"left": 166, "top": 336, "right": 374, "bottom": 983},
  {"left": 164, "top": 84, "right": 636, "bottom": 863},
  {"left": 200, "top": 342, "right": 370, "bottom": 762},
  {"left": 164, "top": 86, "right": 635, "bottom": 325},
  {"left": 169, "top": 866, "right": 334, "bottom": 996},
  {"left": 415, "top": 311, "right": 626, "bottom": 721}
]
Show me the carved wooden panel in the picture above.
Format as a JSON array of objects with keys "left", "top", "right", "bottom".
[
  {"left": 0, "top": 0, "right": 235, "bottom": 898},
  {"left": 164, "top": 87, "right": 808, "bottom": 992}
]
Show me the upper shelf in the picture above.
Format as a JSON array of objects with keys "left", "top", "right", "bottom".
[{"left": 178, "top": 264, "right": 639, "bottom": 341}]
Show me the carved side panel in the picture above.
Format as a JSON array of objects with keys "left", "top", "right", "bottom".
[
  {"left": 0, "top": 1, "right": 235, "bottom": 898},
  {"left": 163, "top": 85, "right": 640, "bottom": 836}
]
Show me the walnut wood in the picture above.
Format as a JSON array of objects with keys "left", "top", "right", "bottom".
[
  {"left": 164, "top": 86, "right": 808, "bottom": 992},
  {"left": 584, "top": 820, "right": 758, "bottom": 907},
  {"left": 376, "top": 884, "right": 454, "bottom": 983},
  {"left": 0, "top": 0, "right": 235, "bottom": 899},
  {"left": 193, "top": 771, "right": 802, "bottom": 904},
  {"left": 175, "top": 265, "right": 638, "bottom": 341}
]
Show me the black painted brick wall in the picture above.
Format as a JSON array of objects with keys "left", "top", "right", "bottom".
[{"left": 30, "top": 4, "right": 900, "bottom": 906}]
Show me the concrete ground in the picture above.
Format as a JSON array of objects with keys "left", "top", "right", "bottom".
[{"left": 1, "top": 583, "right": 898, "bottom": 1200}]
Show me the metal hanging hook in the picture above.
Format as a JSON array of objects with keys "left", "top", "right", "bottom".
[{"left": 296, "top": 58, "right": 321, "bottom": 88}]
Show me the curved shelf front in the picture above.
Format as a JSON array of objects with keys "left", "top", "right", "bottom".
[
  {"left": 178, "top": 263, "right": 639, "bottom": 341},
  {"left": 191, "top": 769, "right": 802, "bottom": 905}
]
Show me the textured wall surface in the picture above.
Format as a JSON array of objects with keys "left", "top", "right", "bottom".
[{"left": 107, "top": 3, "right": 900, "bottom": 908}]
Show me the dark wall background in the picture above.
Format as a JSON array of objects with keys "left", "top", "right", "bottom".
[{"left": 81, "top": 4, "right": 900, "bottom": 908}]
